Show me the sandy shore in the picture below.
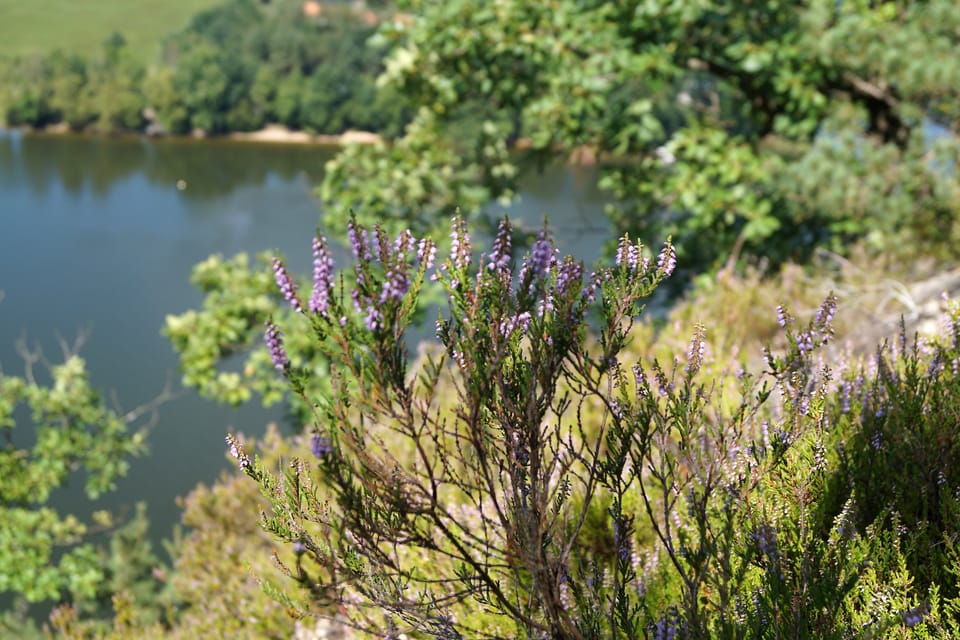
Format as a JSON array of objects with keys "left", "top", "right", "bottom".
[
  {"left": 1, "top": 122, "right": 383, "bottom": 147},
  {"left": 227, "top": 124, "right": 383, "bottom": 146}
]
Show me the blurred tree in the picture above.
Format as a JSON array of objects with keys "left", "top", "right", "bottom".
[
  {"left": 0, "top": 348, "right": 149, "bottom": 604},
  {"left": 87, "top": 34, "right": 147, "bottom": 132},
  {"left": 320, "top": 0, "right": 960, "bottom": 270}
]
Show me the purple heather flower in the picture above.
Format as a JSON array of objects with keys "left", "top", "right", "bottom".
[
  {"left": 796, "top": 331, "right": 814, "bottom": 355},
  {"left": 364, "top": 306, "right": 382, "bottom": 332},
  {"left": 581, "top": 271, "right": 600, "bottom": 304},
  {"left": 487, "top": 218, "right": 513, "bottom": 272},
  {"left": 380, "top": 261, "right": 410, "bottom": 302},
  {"left": 776, "top": 304, "right": 788, "bottom": 328},
  {"left": 528, "top": 229, "right": 555, "bottom": 279},
  {"left": 393, "top": 229, "right": 415, "bottom": 254},
  {"left": 499, "top": 311, "right": 532, "bottom": 338},
  {"left": 632, "top": 363, "right": 647, "bottom": 396},
  {"left": 554, "top": 257, "right": 584, "bottom": 298},
  {"left": 903, "top": 605, "right": 928, "bottom": 628},
  {"left": 264, "top": 320, "right": 289, "bottom": 371},
  {"left": 309, "top": 236, "right": 334, "bottom": 316},
  {"left": 814, "top": 294, "right": 838, "bottom": 328},
  {"left": 292, "top": 540, "right": 306, "bottom": 554},
  {"left": 311, "top": 432, "right": 333, "bottom": 459},
  {"left": 225, "top": 434, "right": 251, "bottom": 471},
  {"left": 450, "top": 216, "right": 472, "bottom": 270},
  {"left": 685, "top": 324, "right": 706, "bottom": 375},
  {"left": 615, "top": 235, "right": 640, "bottom": 272},
  {"left": 417, "top": 237, "right": 437, "bottom": 270},
  {"left": 273, "top": 257, "right": 303, "bottom": 313},
  {"left": 656, "top": 241, "right": 676, "bottom": 278},
  {"left": 347, "top": 220, "right": 373, "bottom": 261}
]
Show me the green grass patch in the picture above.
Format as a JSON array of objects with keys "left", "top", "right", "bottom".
[{"left": 0, "top": 0, "right": 223, "bottom": 62}]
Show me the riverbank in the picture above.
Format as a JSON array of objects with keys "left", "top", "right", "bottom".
[
  {"left": 2, "top": 122, "right": 384, "bottom": 148},
  {"left": 226, "top": 123, "right": 383, "bottom": 146}
]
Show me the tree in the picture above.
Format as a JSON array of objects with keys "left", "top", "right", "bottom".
[
  {"left": 0, "top": 341, "right": 152, "bottom": 604},
  {"left": 320, "top": 0, "right": 960, "bottom": 271}
]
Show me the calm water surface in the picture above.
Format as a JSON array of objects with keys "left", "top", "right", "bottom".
[{"left": 0, "top": 130, "right": 610, "bottom": 554}]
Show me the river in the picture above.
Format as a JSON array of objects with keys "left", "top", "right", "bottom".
[{"left": 0, "top": 130, "right": 611, "bottom": 556}]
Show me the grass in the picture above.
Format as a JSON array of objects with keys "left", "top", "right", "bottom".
[{"left": 0, "top": 0, "right": 224, "bottom": 62}]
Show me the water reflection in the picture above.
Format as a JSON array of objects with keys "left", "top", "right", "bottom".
[
  {"left": 0, "top": 129, "right": 613, "bottom": 556},
  {"left": 0, "top": 131, "right": 335, "bottom": 202}
]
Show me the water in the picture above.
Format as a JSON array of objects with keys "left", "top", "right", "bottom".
[{"left": 0, "top": 130, "right": 611, "bottom": 555}]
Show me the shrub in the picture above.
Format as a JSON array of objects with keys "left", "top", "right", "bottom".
[{"left": 222, "top": 216, "right": 960, "bottom": 638}]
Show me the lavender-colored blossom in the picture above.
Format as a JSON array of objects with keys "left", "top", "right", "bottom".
[
  {"left": 554, "top": 257, "right": 584, "bottom": 298},
  {"left": 903, "top": 605, "right": 928, "bottom": 628},
  {"left": 657, "top": 241, "right": 676, "bottom": 278},
  {"left": 580, "top": 271, "right": 600, "bottom": 304},
  {"left": 528, "top": 229, "right": 556, "bottom": 279},
  {"left": 380, "top": 261, "right": 410, "bottom": 302},
  {"left": 417, "top": 237, "right": 437, "bottom": 270},
  {"left": 311, "top": 432, "right": 333, "bottom": 459},
  {"left": 615, "top": 235, "right": 641, "bottom": 272},
  {"left": 499, "top": 311, "right": 532, "bottom": 338},
  {"left": 685, "top": 324, "right": 706, "bottom": 375},
  {"left": 272, "top": 257, "right": 303, "bottom": 313},
  {"left": 796, "top": 331, "right": 814, "bottom": 355},
  {"left": 364, "top": 306, "right": 382, "bottom": 332},
  {"left": 814, "top": 294, "right": 838, "bottom": 328},
  {"left": 309, "top": 236, "right": 334, "bottom": 316},
  {"left": 487, "top": 218, "right": 513, "bottom": 272},
  {"left": 347, "top": 219, "right": 373, "bottom": 261},
  {"left": 264, "top": 320, "right": 289, "bottom": 371},
  {"left": 225, "top": 434, "right": 251, "bottom": 471},
  {"left": 450, "top": 216, "right": 472, "bottom": 270},
  {"left": 632, "top": 363, "right": 648, "bottom": 397},
  {"left": 651, "top": 607, "right": 681, "bottom": 640},
  {"left": 293, "top": 540, "right": 306, "bottom": 554},
  {"left": 393, "top": 229, "right": 415, "bottom": 254},
  {"left": 776, "top": 304, "right": 789, "bottom": 328}
]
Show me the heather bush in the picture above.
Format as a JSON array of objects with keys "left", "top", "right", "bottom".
[{"left": 216, "top": 216, "right": 960, "bottom": 639}]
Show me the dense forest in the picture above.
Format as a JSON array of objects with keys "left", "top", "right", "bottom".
[
  {"left": 3, "top": 0, "right": 960, "bottom": 638},
  {"left": 0, "top": 0, "right": 412, "bottom": 136}
]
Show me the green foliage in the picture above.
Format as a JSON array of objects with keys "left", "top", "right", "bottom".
[
  {"left": 319, "top": 0, "right": 960, "bottom": 270},
  {"left": 1, "top": 0, "right": 412, "bottom": 138},
  {"left": 163, "top": 252, "right": 328, "bottom": 418},
  {"left": 0, "top": 35, "right": 146, "bottom": 132},
  {"left": 146, "top": 0, "right": 412, "bottom": 136},
  {"left": 0, "top": 353, "right": 147, "bottom": 603}
]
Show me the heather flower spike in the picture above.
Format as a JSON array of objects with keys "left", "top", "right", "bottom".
[
  {"left": 487, "top": 218, "right": 512, "bottom": 273},
  {"left": 273, "top": 257, "right": 303, "bottom": 313},
  {"left": 450, "top": 216, "right": 472, "bottom": 270},
  {"left": 225, "top": 434, "right": 251, "bottom": 471},
  {"left": 615, "top": 235, "right": 640, "bottom": 272},
  {"left": 311, "top": 432, "right": 332, "bottom": 459},
  {"left": 417, "top": 237, "right": 437, "bottom": 270},
  {"left": 264, "top": 320, "right": 289, "bottom": 371},
  {"left": 529, "top": 228, "right": 555, "bottom": 279},
  {"left": 657, "top": 240, "right": 676, "bottom": 278},
  {"left": 309, "top": 235, "right": 334, "bottom": 316},
  {"left": 686, "top": 323, "right": 707, "bottom": 375}
]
